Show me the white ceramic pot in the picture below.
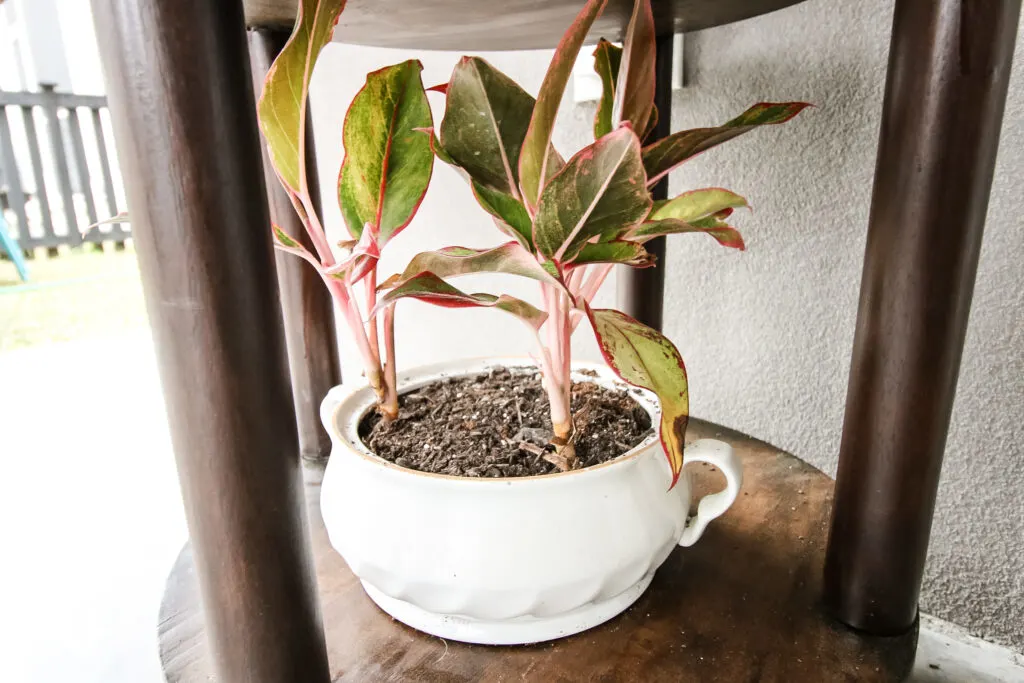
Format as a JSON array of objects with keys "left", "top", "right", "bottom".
[{"left": 320, "top": 357, "right": 742, "bottom": 645}]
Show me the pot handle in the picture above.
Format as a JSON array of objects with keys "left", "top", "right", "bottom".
[{"left": 678, "top": 439, "right": 743, "bottom": 547}]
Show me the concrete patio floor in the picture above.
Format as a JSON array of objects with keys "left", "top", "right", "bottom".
[{"left": 1, "top": 331, "right": 1022, "bottom": 682}]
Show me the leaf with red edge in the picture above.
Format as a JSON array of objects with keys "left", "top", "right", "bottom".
[
  {"left": 272, "top": 224, "right": 320, "bottom": 266},
  {"left": 640, "top": 103, "right": 659, "bottom": 142},
  {"left": 395, "top": 242, "right": 566, "bottom": 289},
  {"left": 592, "top": 39, "right": 622, "bottom": 139},
  {"left": 376, "top": 272, "right": 547, "bottom": 330},
  {"left": 415, "top": 127, "right": 457, "bottom": 166},
  {"left": 519, "top": 0, "right": 608, "bottom": 211},
  {"left": 611, "top": 0, "right": 656, "bottom": 138},
  {"left": 427, "top": 82, "right": 449, "bottom": 94},
  {"left": 440, "top": 57, "right": 535, "bottom": 197},
  {"left": 533, "top": 126, "right": 651, "bottom": 262},
  {"left": 471, "top": 181, "right": 534, "bottom": 248},
  {"left": 436, "top": 57, "right": 563, "bottom": 250},
  {"left": 587, "top": 307, "right": 689, "bottom": 487},
  {"left": 634, "top": 217, "right": 745, "bottom": 250},
  {"left": 634, "top": 187, "right": 748, "bottom": 249},
  {"left": 338, "top": 60, "right": 433, "bottom": 244},
  {"left": 573, "top": 240, "right": 654, "bottom": 267},
  {"left": 642, "top": 102, "right": 810, "bottom": 186},
  {"left": 649, "top": 188, "right": 748, "bottom": 222},
  {"left": 324, "top": 227, "right": 380, "bottom": 283},
  {"left": 258, "top": 0, "right": 346, "bottom": 195}
]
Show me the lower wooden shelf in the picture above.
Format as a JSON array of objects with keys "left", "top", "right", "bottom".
[{"left": 158, "top": 419, "right": 917, "bottom": 682}]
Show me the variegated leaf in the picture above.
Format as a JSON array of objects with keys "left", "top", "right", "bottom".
[
  {"left": 635, "top": 187, "right": 748, "bottom": 248},
  {"left": 533, "top": 126, "right": 651, "bottom": 262},
  {"left": 649, "top": 188, "right": 748, "bottom": 222},
  {"left": 592, "top": 39, "right": 622, "bottom": 139},
  {"left": 587, "top": 307, "right": 689, "bottom": 487},
  {"left": 519, "top": 0, "right": 608, "bottom": 210},
  {"left": 573, "top": 240, "right": 654, "bottom": 267},
  {"left": 611, "top": 0, "right": 656, "bottom": 137},
  {"left": 338, "top": 60, "right": 433, "bottom": 244},
  {"left": 472, "top": 181, "right": 533, "bottom": 248},
  {"left": 376, "top": 272, "right": 547, "bottom": 330},
  {"left": 440, "top": 57, "right": 534, "bottom": 197},
  {"left": 396, "top": 242, "right": 565, "bottom": 288},
  {"left": 258, "top": 0, "right": 346, "bottom": 194},
  {"left": 272, "top": 224, "right": 321, "bottom": 266},
  {"left": 642, "top": 102, "right": 810, "bottom": 186},
  {"left": 634, "top": 217, "right": 745, "bottom": 250}
]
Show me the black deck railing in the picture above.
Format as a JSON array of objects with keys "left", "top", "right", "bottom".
[{"left": 0, "top": 85, "right": 128, "bottom": 252}]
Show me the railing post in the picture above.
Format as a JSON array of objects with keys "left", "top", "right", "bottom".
[
  {"left": 0, "top": 107, "right": 31, "bottom": 242},
  {"left": 19, "top": 105, "right": 57, "bottom": 248},
  {"left": 824, "top": 0, "right": 1022, "bottom": 635},
  {"left": 249, "top": 28, "right": 341, "bottom": 464},
  {"left": 90, "top": 1, "right": 332, "bottom": 680},
  {"left": 39, "top": 83, "right": 81, "bottom": 245},
  {"left": 618, "top": 32, "right": 673, "bottom": 330}
]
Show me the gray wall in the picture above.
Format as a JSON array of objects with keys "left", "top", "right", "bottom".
[{"left": 311, "top": 0, "right": 1023, "bottom": 650}]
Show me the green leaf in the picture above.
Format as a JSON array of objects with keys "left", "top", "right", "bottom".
[
  {"left": 533, "top": 126, "right": 651, "bottom": 262},
  {"left": 377, "top": 272, "right": 547, "bottom": 330},
  {"left": 471, "top": 181, "right": 533, "bottom": 248},
  {"left": 642, "top": 102, "right": 810, "bottom": 186},
  {"left": 396, "top": 242, "right": 565, "bottom": 288},
  {"left": 611, "top": 0, "right": 656, "bottom": 137},
  {"left": 437, "top": 57, "right": 564, "bottom": 251},
  {"left": 440, "top": 57, "right": 535, "bottom": 197},
  {"left": 634, "top": 217, "right": 745, "bottom": 250},
  {"left": 257, "top": 0, "right": 346, "bottom": 194},
  {"left": 272, "top": 223, "right": 322, "bottom": 266},
  {"left": 649, "top": 188, "right": 748, "bottom": 223},
  {"left": 640, "top": 103, "right": 659, "bottom": 142},
  {"left": 636, "top": 188, "right": 748, "bottom": 248},
  {"left": 592, "top": 39, "right": 622, "bottom": 139},
  {"left": 338, "top": 60, "right": 434, "bottom": 244},
  {"left": 587, "top": 307, "right": 689, "bottom": 487},
  {"left": 573, "top": 240, "right": 654, "bottom": 267},
  {"left": 519, "top": 0, "right": 608, "bottom": 211}
]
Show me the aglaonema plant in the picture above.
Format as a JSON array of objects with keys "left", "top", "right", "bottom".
[
  {"left": 258, "top": 0, "right": 433, "bottom": 420},
  {"left": 376, "top": 0, "right": 807, "bottom": 484}
]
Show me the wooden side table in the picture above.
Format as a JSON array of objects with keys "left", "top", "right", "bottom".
[{"left": 88, "top": 0, "right": 1021, "bottom": 680}]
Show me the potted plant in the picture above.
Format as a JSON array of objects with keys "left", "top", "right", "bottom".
[{"left": 260, "top": 0, "right": 806, "bottom": 645}]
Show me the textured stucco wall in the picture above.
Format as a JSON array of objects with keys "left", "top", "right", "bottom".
[{"left": 311, "top": 0, "right": 1024, "bottom": 650}]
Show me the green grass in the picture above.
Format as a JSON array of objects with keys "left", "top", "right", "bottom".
[{"left": 0, "top": 247, "right": 148, "bottom": 351}]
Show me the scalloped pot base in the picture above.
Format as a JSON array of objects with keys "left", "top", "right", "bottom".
[
  {"left": 362, "top": 574, "right": 654, "bottom": 645},
  {"left": 319, "top": 357, "right": 743, "bottom": 646}
]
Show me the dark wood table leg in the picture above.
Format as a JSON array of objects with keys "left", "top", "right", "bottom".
[
  {"left": 249, "top": 28, "right": 342, "bottom": 464},
  {"left": 619, "top": 32, "right": 673, "bottom": 330},
  {"left": 90, "top": 1, "right": 332, "bottom": 680},
  {"left": 824, "top": 0, "right": 1021, "bottom": 635}
]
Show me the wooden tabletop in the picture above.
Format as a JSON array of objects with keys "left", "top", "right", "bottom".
[
  {"left": 243, "top": 0, "right": 808, "bottom": 50},
  {"left": 158, "top": 418, "right": 917, "bottom": 682}
]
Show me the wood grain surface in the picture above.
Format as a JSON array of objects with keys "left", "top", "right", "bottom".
[
  {"left": 160, "top": 419, "right": 917, "bottom": 682},
  {"left": 243, "top": 0, "right": 807, "bottom": 50}
]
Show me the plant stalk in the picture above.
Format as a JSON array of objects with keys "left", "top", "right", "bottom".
[
  {"left": 365, "top": 268, "right": 381, "bottom": 363},
  {"left": 381, "top": 304, "right": 399, "bottom": 420}
]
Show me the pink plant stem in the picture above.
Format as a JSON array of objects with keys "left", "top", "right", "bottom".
[
  {"left": 365, "top": 268, "right": 380, "bottom": 362},
  {"left": 543, "top": 283, "right": 572, "bottom": 439},
  {"left": 327, "top": 276, "right": 384, "bottom": 394},
  {"left": 381, "top": 304, "right": 399, "bottom": 419},
  {"left": 570, "top": 263, "right": 614, "bottom": 332},
  {"left": 293, "top": 191, "right": 336, "bottom": 267},
  {"left": 567, "top": 264, "right": 586, "bottom": 296}
]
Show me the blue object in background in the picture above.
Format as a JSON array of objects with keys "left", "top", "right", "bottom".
[{"left": 0, "top": 213, "right": 30, "bottom": 282}]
